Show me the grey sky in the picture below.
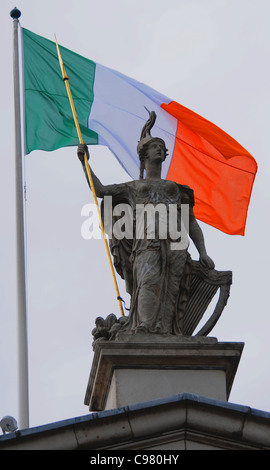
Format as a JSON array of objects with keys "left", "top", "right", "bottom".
[{"left": 0, "top": 0, "right": 269, "bottom": 428}]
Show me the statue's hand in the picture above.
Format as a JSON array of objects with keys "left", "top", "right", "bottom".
[
  {"left": 199, "top": 254, "right": 215, "bottom": 270},
  {"left": 77, "top": 143, "right": 89, "bottom": 165}
]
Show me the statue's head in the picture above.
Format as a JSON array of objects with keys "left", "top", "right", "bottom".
[{"left": 137, "top": 111, "right": 168, "bottom": 179}]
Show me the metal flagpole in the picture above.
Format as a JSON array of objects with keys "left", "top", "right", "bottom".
[{"left": 10, "top": 7, "right": 29, "bottom": 429}]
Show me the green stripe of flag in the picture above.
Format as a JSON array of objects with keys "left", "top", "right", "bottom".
[{"left": 22, "top": 28, "right": 98, "bottom": 154}]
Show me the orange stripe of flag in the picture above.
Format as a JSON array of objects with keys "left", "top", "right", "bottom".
[{"left": 161, "top": 101, "right": 257, "bottom": 235}]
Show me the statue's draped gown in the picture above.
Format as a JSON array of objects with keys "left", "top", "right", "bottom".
[{"left": 102, "top": 178, "right": 194, "bottom": 335}]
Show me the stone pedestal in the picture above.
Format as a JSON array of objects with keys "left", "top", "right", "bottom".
[{"left": 84, "top": 335, "right": 244, "bottom": 412}]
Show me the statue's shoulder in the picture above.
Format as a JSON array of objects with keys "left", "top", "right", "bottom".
[{"left": 176, "top": 183, "right": 195, "bottom": 207}]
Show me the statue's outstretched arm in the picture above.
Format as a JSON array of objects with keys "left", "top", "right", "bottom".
[
  {"left": 189, "top": 207, "right": 215, "bottom": 269},
  {"left": 77, "top": 144, "right": 109, "bottom": 198}
]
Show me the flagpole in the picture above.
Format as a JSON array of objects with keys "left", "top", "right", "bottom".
[
  {"left": 55, "top": 36, "right": 124, "bottom": 318},
  {"left": 10, "top": 7, "right": 29, "bottom": 430}
]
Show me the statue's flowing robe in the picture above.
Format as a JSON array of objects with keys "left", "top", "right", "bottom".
[{"left": 101, "top": 179, "right": 194, "bottom": 335}]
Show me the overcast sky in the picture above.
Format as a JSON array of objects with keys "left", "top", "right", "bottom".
[{"left": 1, "top": 0, "right": 270, "bottom": 430}]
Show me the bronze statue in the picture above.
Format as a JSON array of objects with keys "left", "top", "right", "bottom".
[{"left": 78, "top": 112, "right": 232, "bottom": 340}]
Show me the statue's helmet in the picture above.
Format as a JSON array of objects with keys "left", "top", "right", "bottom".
[{"left": 137, "top": 110, "right": 168, "bottom": 178}]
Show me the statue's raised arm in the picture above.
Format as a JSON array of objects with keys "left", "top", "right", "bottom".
[{"left": 77, "top": 143, "right": 108, "bottom": 198}]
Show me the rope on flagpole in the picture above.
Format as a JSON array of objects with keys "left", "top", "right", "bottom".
[{"left": 55, "top": 35, "right": 124, "bottom": 317}]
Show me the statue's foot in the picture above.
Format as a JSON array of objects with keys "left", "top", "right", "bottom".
[{"left": 135, "top": 323, "right": 149, "bottom": 334}]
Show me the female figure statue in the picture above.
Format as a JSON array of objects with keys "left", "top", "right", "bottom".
[{"left": 78, "top": 112, "right": 215, "bottom": 336}]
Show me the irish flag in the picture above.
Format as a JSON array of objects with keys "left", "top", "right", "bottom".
[{"left": 22, "top": 28, "right": 257, "bottom": 235}]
